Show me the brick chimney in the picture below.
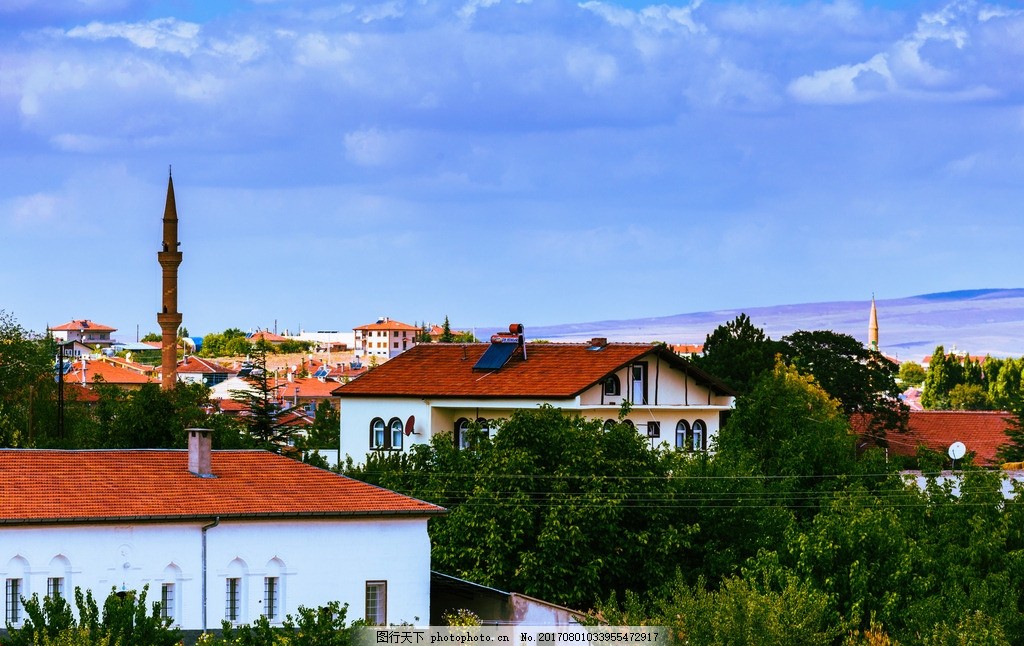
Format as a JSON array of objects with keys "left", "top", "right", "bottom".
[{"left": 187, "top": 428, "right": 214, "bottom": 477}]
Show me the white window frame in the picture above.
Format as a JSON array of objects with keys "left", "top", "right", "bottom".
[{"left": 365, "top": 580, "right": 387, "bottom": 625}]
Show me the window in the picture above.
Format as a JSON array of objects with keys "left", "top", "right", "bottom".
[
  {"left": 646, "top": 421, "right": 661, "bottom": 438},
  {"left": 161, "top": 583, "right": 175, "bottom": 621},
  {"left": 389, "top": 417, "right": 404, "bottom": 450},
  {"left": 370, "top": 418, "right": 386, "bottom": 449},
  {"left": 603, "top": 375, "right": 620, "bottom": 396},
  {"left": 226, "top": 578, "right": 241, "bottom": 622},
  {"left": 264, "top": 577, "right": 279, "bottom": 621},
  {"left": 603, "top": 419, "right": 616, "bottom": 432},
  {"left": 393, "top": 342, "right": 399, "bottom": 349},
  {"left": 692, "top": 419, "right": 707, "bottom": 451},
  {"left": 675, "top": 420, "right": 690, "bottom": 449},
  {"left": 6, "top": 578, "right": 21, "bottom": 624},
  {"left": 630, "top": 363, "right": 648, "bottom": 404},
  {"left": 454, "top": 418, "right": 471, "bottom": 449},
  {"left": 47, "top": 577, "right": 64, "bottom": 600},
  {"left": 365, "top": 581, "right": 387, "bottom": 625}
]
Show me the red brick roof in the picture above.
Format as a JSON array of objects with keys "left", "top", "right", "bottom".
[
  {"left": 334, "top": 342, "right": 732, "bottom": 399},
  {"left": 49, "top": 320, "right": 116, "bottom": 332},
  {"left": 856, "top": 411, "right": 1013, "bottom": 466},
  {"left": 64, "top": 360, "right": 155, "bottom": 386},
  {"left": 249, "top": 331, "right": 289, "bottom": 343},
  {"left": 0, "top": 450, "right": 443, "bottom": 524}
]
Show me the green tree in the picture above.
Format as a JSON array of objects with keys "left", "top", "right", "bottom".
[
  {"left": 949, "top": 383, "right": 992, "bottom": 410},
  {"left": 922, "top": 346, "right": 968, "bottom": 410},
  {"left": 440, "top": 316, "right": 455, "bottom": 343},
  {"left": 898, "top": 361, "right": 926, "bottom": 388},
  {"left": 782, "top": 330, "right": 907, "bottom": 445},
  {"left": 0, "top": 311, "right": 57, "bottom": 447},
  {"left": 692, "top": 314, "right": 783, "bottom": 395},
  {"left": 231, "top": 342, "right": 291, "bottom": 451},
  {"left": 140, "top": 332, "right": 162, "bottom": 343}
]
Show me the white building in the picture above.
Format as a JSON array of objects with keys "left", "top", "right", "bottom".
[
  {"left": 334, "top": 327, "right": 735, "bottom": 463},
  {"left": 353, "top": 318, "right": 421, "bottom": 360},
  {"left": 0, "top": 430, "right": 443, "bottom": 634},
  {"left": 49, "top": 320, "right": 118, "bottom": 355}
]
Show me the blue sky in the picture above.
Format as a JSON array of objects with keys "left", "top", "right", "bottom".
[{"left": 1, "top": 0, "right": 1022, "bottom": 340}]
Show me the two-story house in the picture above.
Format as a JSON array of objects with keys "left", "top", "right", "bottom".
[
  {"left": 353, "top": 318, "right": 421, "bottom": 361},
  {"left": 334, "top": 326, "right": 735, "bottom": 462}
]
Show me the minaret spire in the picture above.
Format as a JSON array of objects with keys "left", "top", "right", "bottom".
[
  {"left": 157, "top": 171, "right": 183, "bottom": 390},
  {"left": 868, "top": 294, "right": 879, "bottom": 352}
]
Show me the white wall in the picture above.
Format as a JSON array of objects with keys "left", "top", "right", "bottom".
[{"left": 0, "top": 517, "right": 431, "bottom": 631}]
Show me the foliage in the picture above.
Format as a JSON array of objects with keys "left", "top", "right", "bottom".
[
  {"left": 948, "top": 383, "right": 992, "bottom": 410},
  {"left": 897, "top": 361, "right": 926, "bottom": 388},
  {"left": 199, "top": 328, "right": 252, "bottom": 358},
  {"left": 198, "top": 601, "right": 354, "bottom": 645},
  {"left": 442, "top": 609, "right": 481, "bottom": 626},
  {"left": 5, "top": 585, "right": 179, "bottom": 646},
  {"left": 140, "top": 332, "right": 162, "bottom": 343},
  {"left": 997, "top": 392, "right": 1024, "bottom": 463},
  {"left": 231, "top": 342, "right": 292, "bottom": 451},
  {"left": 0, "top": 311, "right": 59, "bottom": 447},
  {"left": 692, "top": 314, "right": 784, "bottom": 395},
  {"left": 654, "top": 572, "right": 843, "bottom": 646},
  {"left": 440, "top": 316, "right": 454, "bottom": 343},
  {"left": 781, "top": 330, "right": 907, "bottom": 447}
]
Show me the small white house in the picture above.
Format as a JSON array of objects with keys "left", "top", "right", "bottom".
[
  {"left": 334, "top": 327, "right": 735, "bottom": 464},
  {"left": 0, "top": 431, "right": 443, "bottom": 633}
]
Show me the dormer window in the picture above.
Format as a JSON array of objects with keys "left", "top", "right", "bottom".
[{"left": 603, "top": 375, "right": 620, "bottom": 396}]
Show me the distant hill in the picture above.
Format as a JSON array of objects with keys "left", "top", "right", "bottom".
[{"left": 501, "top": 289, "right": 1024, "bottom": 363}]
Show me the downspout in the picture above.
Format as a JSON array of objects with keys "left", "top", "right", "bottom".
[{"left": 201, "top": 517, "right": 220, "bottom": 633}]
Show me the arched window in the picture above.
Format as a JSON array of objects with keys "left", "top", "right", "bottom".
[
  {"left": 225, "top": 558, "right": 248, "bottom": 624},
  {"left": 476, "top": 418, "right": 491, "bottom": 440},
  {"left": 161, "top": 563, "right": 182, "bottom": 624},
  {"left": 454, "top": 418, "right": 471, "bottom": 449},
  {"left": 692, "top": 419, "right": 707, "bottom": 451},
  {"left": 603, "top": 375, "right": 620, "bottom": 396},
  {"left": 47, "top": 555, "right": 70, "bottom": 600},
  {"left": 603, "top": 419, "right": 617, "bottom": 432},
  {"left": 389, "top": 418, "right": 404, "bottom": 450},
  {"left": 622, "top": 419, "right": 635, "bottom": 429},
  {"left": 675, "top": 420, "right": 690, "bottom": 450},
  {"left": 264, "top": 558, "right": 285, "bottom": 623},
  {"left": 5, "top": 556, "right": 29, "bottom": 625},
  {"left": 369, "top": 418, "right": 385, "bottom": 449}
]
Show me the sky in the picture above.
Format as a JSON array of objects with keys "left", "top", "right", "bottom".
[{"left": 1, "top": 0, "right": 1023, "bottom": 341}]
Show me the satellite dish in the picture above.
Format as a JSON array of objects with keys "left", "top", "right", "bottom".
[
  {"left": 405, "top": 415, "right": 416, "bottom": 436},
  {"left": 948, "top": 441, "right": 966, "bottom": 461}
]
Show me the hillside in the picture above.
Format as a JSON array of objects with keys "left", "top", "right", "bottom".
[{"left": 510, "top": 288, "right": 1024, "bottom": 363}]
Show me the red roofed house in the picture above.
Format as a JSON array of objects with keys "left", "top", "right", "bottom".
[
  {"left": 354, "top": 317, "right": 421, "bottom": 361},
  {"left": 0, "top": 429, "right": 442, "bottom": 634},
  {"left": 61, "top": 356, "right": 157, "bottom": 390},
  {"left": 855, "top": 410, "right": 1013, "bottom": 466},
  {"left": 335, "top": 326, "right": 735, "bottom": 463},
  {"left": 49, "top": 320, "right": 117, "bottom": 356},
  {"left": 177, "top": 356, "right": 235, "bottom": 387}
]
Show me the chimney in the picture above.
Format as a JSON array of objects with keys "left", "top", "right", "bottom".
[
  {"left": 187, "top": 428, "right": 215, "bottom": 477},
  {"left": 589, "top": 337, "right": 608, "bottom": 349}
]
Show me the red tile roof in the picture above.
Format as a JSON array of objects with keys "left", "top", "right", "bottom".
[
  {"left": 249, "top": 331, "right": 289, "bottom": 343},
  {"left": 49, "top": 320, "right": 116, "bottom": 332},
  {"left": 64, "top": 360, "right": 155, "bottom": 386},
  {"left": 354, "top": 318, "right": 420, "bottom": 332},
  {"left": 179, "top": 356, "right": 233, "bottom": 374},
  {"left": 0, "top": 450, "right": 443, "bottom": 524},
  {"left": 334, "top": 342, "right": 732, "bottom": 399},
  {"left": 855, "top": 411, "right": 1013, "bottom": 466}
]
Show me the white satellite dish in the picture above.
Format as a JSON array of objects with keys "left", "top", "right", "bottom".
[{"left": 948, "top": 441, "right": 966, "bottom": 461}]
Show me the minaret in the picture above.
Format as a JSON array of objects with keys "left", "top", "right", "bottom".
[
  {"left": 157, "top": 170, "right": 183, "bottom": 390},
  {"left": 868, "top": 295, "right": 879, "bottom": 352}
]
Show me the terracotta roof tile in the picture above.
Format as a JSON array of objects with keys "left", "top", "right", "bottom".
[
  {"left": 49, "top": 320, "right": 117, "bottom": 332},
  {"left": 0, "top": 450, "right": 443, "bottom": 524},
  {"left": 335, "top": 342, "right": 732, "bottom": 399},
  {"left": 353, "top": 318, "right": 420, "bottom": 332},
  {"left": 179, "top": 356, "right": 233, "bottom": 374},
  {"left": 855, "top": 410, "right": 1013, "bottom": 466}
]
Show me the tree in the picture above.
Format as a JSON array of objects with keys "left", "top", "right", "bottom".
[
  {"left": 440, "top": 316, "right": 455, "bottom": 343},
  {"left": 997, "top": 394, "right": 1024, "bottom": 462},
  {"left": 949, "top": 383, "right": 992, "bottom": 410},
  {"left": 140, "top": 332, "right": 162, "bottom": 343},
  {"left": 231, "top": 342, "right": 291, "bottom": 451},
  {"left": 922, "top": 346, "right": 968, "bottom": 410},
  {"left": 715, "top": 360, "right": 858, "bottom": 489},
  {"left": 691, "top": 314, "right": 783, "bottom": 395},
  {"left": 0, "top": 311, "right": 56, "bottom": 447},
  {"left": 898, "top": 361, "right": 926, "bottom": 388},
  {"left": 782, "top": 330, "right": 907, "bottom": 444}
]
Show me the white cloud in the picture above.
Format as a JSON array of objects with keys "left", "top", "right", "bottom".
[
  {"left": 789, "top": 53, "right": 892, "bottom": 104},
  {"left": 359, "top": 2, "right": 405, "bottom": 23},
  {"left": 65, "top": 18, "right": 202, "bottom": 56},
  {"left": 564, "top": 47, "right": 618, "bottom": 93},
  {"left": 344, "top": 128, "right": 404, "bottom": 166},
  {"left": 8, "top": 192, "right": 60, "bottom": 228}
]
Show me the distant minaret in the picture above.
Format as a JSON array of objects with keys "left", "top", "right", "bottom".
[
  {"left": 868, "top": 295, "right": 879, "bottom": 351},
  {"left": 157, "top": 169, "right": 183, "bottom": 390}
]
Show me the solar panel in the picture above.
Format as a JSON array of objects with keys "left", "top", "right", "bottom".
[{"left": 473, "top": 341, "right": 518, "bottom": 371}]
